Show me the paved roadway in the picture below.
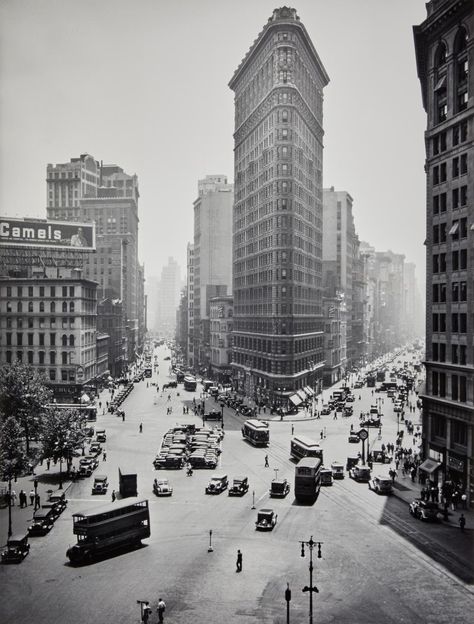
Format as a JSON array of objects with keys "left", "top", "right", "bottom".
[{"left": 1, "top": 346, "right": 473, "bottom": 624}]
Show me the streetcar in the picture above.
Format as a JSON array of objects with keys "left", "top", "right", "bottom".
[
  {"left": 183, "top": 376, "right": 197, "bottom": 391},
  {"left": 290, "top": 435, "right": 323, "bottom": 463},
  {"left": 241, "top": 419, "right": 270, "bottom": 446},
  {"left": 294, "top": 457, "right": 322, "bottom": 502}
]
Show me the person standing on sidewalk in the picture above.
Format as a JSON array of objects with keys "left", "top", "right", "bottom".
[
  {"left": 29, "top": 489, "right": 35, "bottom": 506},
  {"left": 236, "top": 549, "right": 243, "bottom": 572},
  {"left": 157, "top": 598, "right": 166, "bottom": 623},
  {"left": 459, "top": 514, "right": 466, "bottom": 532},
  {"left": 34, "top": 493, "right": 40, "bottom": 511},
  {"left": 264, "top": 455, "right": 269, "bottom": 468}
]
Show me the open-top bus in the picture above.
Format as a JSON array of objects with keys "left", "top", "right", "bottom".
[
  {"left": 294, "top": 457, "right": 322, "bottom": 502},
  {"left": 183, "top": 376, "right": 197, "bottom": 391},
  {"left": 241, "top": 419, "right": 270, "bottom": 447},
  {"left": 66, "top": 498, "right": 150, "bottom": 564},
  {"left": 290, "top": 435, "right": 323, "bottom": 463}
]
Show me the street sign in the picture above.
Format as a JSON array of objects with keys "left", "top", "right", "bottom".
[{"left": 358, "top": 428, "right": 368, "bottom": 441}]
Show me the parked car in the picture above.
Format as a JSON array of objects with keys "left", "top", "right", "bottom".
[
  {"left": 48, "top": 491, "right": 67, "bottom": 511},
  {"left": 203, "top": 410, "right": 223, "bottom": 422},
  {"left": 331, "top": 462, "right": 345, "bottom": 479},
  {"left": 1, "top": 534, "right": 30, "bottom": 563},
  {"left": 255, "top": 508, "right": 278, "bottom": 531},
  {"left": 269, "top": 479, "right": 290, "bottom": 498},
  {"left": 153, "top": 478, "right": 173, "bottom": 496},
  {"left": 393, "top": 401, "right": 403, "bottom": 413},
  {"left": 321, "top": 405, "right": 331, "bottom": 415},
  {"left": 229, "top": 476, "right": 249, "bottom": 497},
  {"left": 409, "top": 499, "right": 440, "bottom": 521},
  {"left": 320, "top": 468, "right": 333, "bottom": 486},
  {"left": 89, "top": 442, "right": 102, "bottom": 457},
  {"left": 205, "top": 474, "right": 228, "bottom": 494},
  {"left": 348, "top": 432, "right": 360, "bottom": 443},
  {"left": 154, "top": 455, "right": 183, "bottom": 469},
  {"left": 28, "top": 508, "right": 55, "bottom": 536},
  {"left": 92, "top": 474, "right": 109, "bottom": 495},
  {"left": 369, "top": 475, "right": 393, "bottom": 495},
  {"left": 349, "top": 465, "right": 372, "bottom": 483},
  {"left": 360, "top": 417, "right": 381, "bottom": 428},
  {"left": 95, "top": 429, "right": 107, "bottom": 443}
]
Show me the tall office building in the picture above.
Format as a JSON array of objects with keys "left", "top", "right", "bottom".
[
  {"left": 229, "top": 7, "right": 329, "bottom": 406},
  {"left": 186, "top": 243, "right": 195, "bottom": 367},
  {"left": 192, "top": 175, "right": 233, "bottom": 371},
  {"left": 414, "top": 0, "right": 473, "bottom": 505},
  {"left": 156, "top": 257, "right": 181, "bottom": 339},
  {"left": 46, "top": 155, "right": 145, "bottom": 360}
]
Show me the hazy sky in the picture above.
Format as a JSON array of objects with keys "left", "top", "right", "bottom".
[{"left": 0, "top": 0, "right": 427, "bottom": 286}]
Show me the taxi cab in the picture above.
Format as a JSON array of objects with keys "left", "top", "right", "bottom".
[{"left": 255, "top": 508, "right": 278, "bottom": 531}]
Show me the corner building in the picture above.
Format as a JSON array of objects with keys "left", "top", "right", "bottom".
[
  {"left": 414, "top": 0, "right": 473, "bottom": 505},
  {"left": 229, "top": 7, "right": 329, "bottom": 406}
]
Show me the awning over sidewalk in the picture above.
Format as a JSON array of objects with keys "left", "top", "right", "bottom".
[
  {"left": 289, "top": 394, "right": 302, "bottom": 406},
  {"left": 296, "top": 390, "right": 307, "bottom": 401},
  {"left": 419, "top": 458, "right": 442, "bottom": 474},
  {"left": 304, "top": 386, "right": 314, "bottom": 397}
]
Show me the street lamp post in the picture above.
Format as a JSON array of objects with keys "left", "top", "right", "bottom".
[{"left": 300, "top": 536, "right": 323, "bottom": 624}]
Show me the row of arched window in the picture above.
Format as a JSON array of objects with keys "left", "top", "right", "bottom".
[{"left": 434, "top": 27, "right": 469, "bottom": 123}]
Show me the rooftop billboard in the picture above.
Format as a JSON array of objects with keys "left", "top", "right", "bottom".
[{"left": 0, "top": 217, "right": 95, "bottom": 251}]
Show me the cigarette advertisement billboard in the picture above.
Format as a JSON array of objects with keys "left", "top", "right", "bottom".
[{"left": 0, "top": 217, "right": 95, "bottom": 251}]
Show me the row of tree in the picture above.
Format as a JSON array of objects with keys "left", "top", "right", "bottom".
[{"left": 0, "top": 362, "right": 86, "bottom": 482}]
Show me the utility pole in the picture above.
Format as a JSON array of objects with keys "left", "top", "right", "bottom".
[{"left": 300, "top": 536, "right": 323, "bottom": 624}]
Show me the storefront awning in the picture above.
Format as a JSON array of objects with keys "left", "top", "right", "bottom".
[
  {"left": 419, "top": 458, "right": 441, "bottom": 474},
  {"left": 304, "top": 386, "right": 314, "bottom": 397},
  {"left": 296, "top": 390, "right": 307, "bottom": 401},
  {"left": 289, "top": 394, "right": 302, "bottom": 406}
]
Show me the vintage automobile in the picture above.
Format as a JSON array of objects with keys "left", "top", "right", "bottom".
[
  {"left": 92, "top": 474, "right": 109, "bottom": 495},
  {"left": 40, "top": 501, "right": 62, "bottom": 521},
  {"left": 369, "top": 475, "right": 393, "bottom": 495},
  {"left": 229, "top": 476, "right": 249, "bottom": 497},
  {"left": 345, "top": 394, "right": 355, "bottom": 402},
  {"left": 153, "top": 478, "right": 173, "bottom": 496},
  {"left": 205, "top": 474, "right": 228, "bottom": 494},
  {"left": 321, "top": 404, "right": 331, "bottom": 415},
  {"left": 269, "top": 478, "right": 290, "bottom": 498},
  {"left": 348, "top": 432, "right": 360, "bottom": 443},
  {"left": 255, "top": 508, "right": 278, "bottom": 531},
  {"left": 360, "top": 417, "right": 381, "bottom": 428},
  {"left": 28, "top": 508, "right": 56, "bottom": 536},
  {"left": 48, "top": 491, "right": 68, "bottom": 512},
  {"left": 320, "top": 468, "right": 333, "bottom": 486},
  {"left": 189, "top": 454, "right": 216, "bottom": 469},
  {"left": 331, "top": 461, "right": 345, "bottom": 479},
  {"left": 154, "top": 455, "right": 183, "bottom": 470},
  {"left": 354, "top": 380, "right": 364, "bottom": 389},
  {"left": 409, "top": 499, "right": 440, "bottom": 522},
  {"left": 1, "top": 534, "right": 30, "bottom": 563},
  {"left": 202, "top": 410, "right": 223, "bottom": 422},
  {"left": 393, "top": 401, "right": 403, "bottom": 413},
  {"left": 349, "top": 465, "right": 372, "bottom": 483},
  {"left": 164, "top": 355, "right": 171, "bottom": 360},
  {"left": 95, "top": 429, "right": 107, "bottom": 443},
  {"left": 88, "top": 442, "right": 102, "bottom": 457},
  {"left": 343, "top": 406, "right": 354, "bottom": 417}
]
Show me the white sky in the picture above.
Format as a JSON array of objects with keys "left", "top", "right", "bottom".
[{"left": 0, "top": 0, "right": 427, "bottom": 287}]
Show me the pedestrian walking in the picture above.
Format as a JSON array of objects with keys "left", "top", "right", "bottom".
[
  {"left": 102, "top": 451, "right": 107, "bottom": 461},
  {"left": 291, "top": 424, "right": 294, "bottom": 435},
  {"left": 264, "top": 455, "right": 269, "bottom": 468},
  {"left": 46, "top": 458, "right": 51, "bottom": 470},
  {"left": 168, "top": 394, "right": 171, "bottom": 402},
  {"left": 29, "top": 489, "right": 35, "bottom": 505},
  {"left": 99, "top": 401, "right": 102, "bottom": 409},
  {"left": 122, "top": 411, "right": 125, "bottom": 421},
  {"left": 320, "top": 430, "right": 324, "bottom": 440},
  {"left": 236, "top": 549, "right": 243, "bottom": 572},
  {"left": 111, "top": 489, "right": 116, "bottom": 502},
  {"left": 157, "top": 598, "right": 166, "bottom": 623},
  {"left": 19, "top": 490, "right": 27, "bottom": 508},
  {"left": 459, "top": 514, "right": 466, "bottom": 532},
  {"left": 139, "top": 423, "right": 143, "bottom": 433},
  {"left": 333, "top": 411, "right": 338, "bottom": 420},
  {"left": 34, "top": 493, "right": 40, "bottom": 510}
]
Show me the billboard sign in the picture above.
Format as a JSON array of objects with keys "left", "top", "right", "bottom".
[{"left": 0, "top": 217, "right": 95, "bottom": 251}]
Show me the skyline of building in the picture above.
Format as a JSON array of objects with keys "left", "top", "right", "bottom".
[{"left": 229, "top": 6, "right": 329, "bottom": 406}]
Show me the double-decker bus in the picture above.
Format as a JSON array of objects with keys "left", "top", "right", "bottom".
[
  {"left": 241, "top": 419, "right": 270, "bottom": 446},
  {"left": 290, "top": 435, "right": 323, "bottom": 463},
  {"left": 183, "top": 376, "right": 197, "bottom": 391},
  {"left": 294, "top": 457, "right": 322, "bottom": 502},
  {"left": 66, "top": 498, "right": 150, "bottom": 564}
]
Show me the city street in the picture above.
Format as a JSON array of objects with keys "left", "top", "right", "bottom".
[{"left": 1, "top": 347, "right": 473, "bottom": 624}]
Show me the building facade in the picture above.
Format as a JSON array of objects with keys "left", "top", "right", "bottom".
[
  {"left": 322, "top": 293, "right": 346, "bottom": 387},
  {"left": 155, "top": 257, "right": 181, "bottom": 339},
  {"left": 186, "top": 243, "right": 195, "bottom": 368},
  {"left": 209, "top": 295, "right": 233, "bottom": 383},
  {"left": 97, "top": 297, "right": 127, "bottom": 378},
  {"left": 229, "top": 7, "right": 329, "bottom": 406},
  {"left": 0, "top": 273, "right": 98, "bottom": 401},
  {"left": 192, "top": 176, "right": 233, "bottom": 372},
  {"left": 414, "top": 0, "right": 474, "bottom": 505}
]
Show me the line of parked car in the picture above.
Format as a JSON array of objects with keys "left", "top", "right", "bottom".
[
  {"left": 109, "top": 382, "right": 134, "bottom": 413},
  {"left": 153, "top": 424, "right": 223, "bottom": 471}
]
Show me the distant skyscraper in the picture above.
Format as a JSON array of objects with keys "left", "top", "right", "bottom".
[
  {"left": 229, "top": 7, "right": 329, "bottom": 406},
  {"left": 414, "top": 0, "right": 473, "bottom": 505},
  {"left": 192, "top": 175, "right": 233, "bottom": 371},
  {"left": 156, "top": 257, "right": 181, "bottom": 338}
]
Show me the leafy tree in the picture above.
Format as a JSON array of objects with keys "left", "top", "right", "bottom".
[
  {"left": 0, "top": 416, "right": 28, "bottom": 537},
  {"left": 0, "top": 362, "right": 52, "bottom": 453},
  {"left": 41, "top": 407, "right": 85, "bottom": 486}
]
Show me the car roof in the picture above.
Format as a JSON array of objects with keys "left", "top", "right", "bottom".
[
  {"left": 94, "top": 475, "right": 107, "bottom": 480},
  {"left": 259, "top": 508, "right": 273, "bottom": 514}
]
